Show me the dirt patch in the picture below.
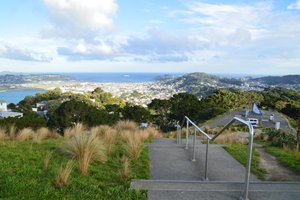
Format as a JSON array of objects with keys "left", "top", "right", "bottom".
[{"left": 254, "top": 143, "right": 300, "bottom": 181}]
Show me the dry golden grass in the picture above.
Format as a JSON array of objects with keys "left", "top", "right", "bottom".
[
  {"left": 114, "top": 120, "right": 139, "bottom": 132},
  {"left": 295, "top": 151, "right": 300, "bottom": 161},
  {"left": 119, "top": 156, "right": 130, "bottom": 181},
  {"left": 123, "top": 131, "right": 143, "bottom": 160},
  {"left": 54, "top": 160, "right": 73, "bottom": 188},
  {"left": 33, "top": 127, "right": 49, "bottom": 144},
  {"left": 49, "top": 130, "right": 62, "bottom": 139},
  {"left": 145, "top": 127, "right": 162, "bottom": 138},
  {"left": 60, "top": 132, "right": 107, "bottom": 175},
  {"left": 8, "top": 125, "right": 16, "bottom": 140},
  {"left": 44, "top": 151, "right": 52, "bottom": 171},
  {"left": 64, "top": 123, "right": 85, "bottom": 139},
  {"left": 139, "top": 130, "right": 150, "bottom": 141},
  {"left": 213, "top": 134, "right": 243, "bottom": 144},
  {"left": 16, "top": 128, "right": 34, "bottom": 142},
  {"left": 0, "top": 128, "right": 6, "bottom": 142},
  {"left": 103, "top": 129, "right": 117, "bottom": 155},
  {"left": 90, "top": 125, "right": 111, "bottom": 138}
]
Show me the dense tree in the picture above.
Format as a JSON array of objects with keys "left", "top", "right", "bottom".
[{"left": 121, "top": 105, "right": 150, "bottom": 123}]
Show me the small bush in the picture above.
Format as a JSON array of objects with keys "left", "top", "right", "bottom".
[
  {"left": 264, "top": 128, "right": 296, "bottom": 148},
  {"left": 119, "top": 156, "right": 130, "bottom": 181},
  {"left": 44, "top": 151, "right": 52, "bottom": 171},
  {"left": 54, "top": 160, "right": 73, "bottom": 188},
  {"left": 16, "top": 128, "right": 34, "bottom": 142},
  {"left": 145, "top": 127, "right": 162, "bottom": 138},
  {"left": 60, "top": 133, "right": 107, "bottom": 175}
]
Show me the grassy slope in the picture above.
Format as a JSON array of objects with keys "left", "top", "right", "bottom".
[
  {"left": 224, "top": 144, "right": 267, "bottom": 180},
  {"left": 0, "top": 139, "right": 148, "bottom": 200}
]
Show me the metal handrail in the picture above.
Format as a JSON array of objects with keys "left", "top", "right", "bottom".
[{"left": 176, "top": 116, "right": 254, "bottom": 200}]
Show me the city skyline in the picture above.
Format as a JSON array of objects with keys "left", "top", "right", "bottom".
[{"left": 0, "top": 0, "right": 300, "bottom": 75}]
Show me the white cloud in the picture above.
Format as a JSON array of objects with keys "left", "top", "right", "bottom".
[
  {"left": 288, "top": 0, "right": 300, "bottom": 9},
  {"left": 0, "top": 42, "right": 52, "bottom": 62},
  {"left": 57, "top": 39, "right": 122, "bottom": 60},
  {"left": 43, "top": 0, "right": 118, "bottom": 38}
]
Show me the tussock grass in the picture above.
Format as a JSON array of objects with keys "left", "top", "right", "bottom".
[
  {"left": 49, "top": 130, "right": 62, "bottom": 139},
  {"left": 9, "top": 125, "right": 16, "bottom": 140},
  {"left": 103, "top": 129, "right": 117, "bottom": 155},
  {"left": 123, "top": 131, "right": 143, "bottom": 160},
  {"left": 119, "top": 156, "right": 130, "bottom": 181},
  {"left": 295, "top": 151, "right": 300, "bottom": 161},
  {"left": 34, "top": 127, "right": 49, "bottom": 144},
  {"left": 54, "top": 160, "right": 74, "bottom": 188},
  {"left": 44, "top": 151, "right": 52, "bottom": 171},
  {"left": 64, "top": 123, "right": 85, "bottom": 139},
  {"left": 91, "top": 125, "right": 111, "bottom": 138},
  {"left": 213, "top": 134, "right": 244, "bottom": 144},
  {"left": 0, "top": 128, "right": 6, "bottom": 142},
  {"left": 114, "top": 120, "right": 138, "bottom": 132},
  {"left": 60, "top": 133, "right": 107, "bottom": 175},
  {"left": 16, "top": 128, "right": 34, "bottom": 142},
  {"left": 145, "top": 127, "right": 162, "bottom": 138}
]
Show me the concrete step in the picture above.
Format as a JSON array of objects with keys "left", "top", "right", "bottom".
[{"left": 131, "top": 180, "right": 300, "bottom": 192}]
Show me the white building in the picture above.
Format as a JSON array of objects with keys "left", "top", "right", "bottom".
[
  {"left": 0, "top": 100, "right": 23, "bottom": 119},
  {"left": 0, "top": 101, "right": 7, "bottom": 111}
]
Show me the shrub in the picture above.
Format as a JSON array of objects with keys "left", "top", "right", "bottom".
[
  {"left": 119, "top": 156, "right": 130, "bottom": 181},
  {"left": 16, "top": 128, "right": 34, "bottom": 142},
  {"left": 54, "top": 160, "right": 73, "bottom": 188},
  {"left": 264, "top": 128, "right": 296, "bottom": 148},
  {"left": 44, "top": 151, "right": 52, "bottom": 171},
  {"left": 34, "top": 127, "right": 49, "bottom": 144},
  {"left": 60, "top": 133, "right": 107, "bottom": 175}
]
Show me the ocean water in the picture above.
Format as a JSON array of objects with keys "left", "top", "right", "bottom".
[
  {"left": 61, "top": 72, "right": 183, "bottom": 83},
  {"left": 0, "top": 89, "right": 45, "bottom": 104}
]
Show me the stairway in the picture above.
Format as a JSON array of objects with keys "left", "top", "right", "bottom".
[{"left": 131, "top": 138, "right": 300, "bottom": 200}]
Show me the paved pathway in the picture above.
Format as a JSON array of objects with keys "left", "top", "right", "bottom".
[{"left": 131, "top": 138, "right": 300, "bottom": 200}]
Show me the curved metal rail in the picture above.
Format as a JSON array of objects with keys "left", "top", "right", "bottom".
[{"left": 176, "top": 116, "right": 254, "bottom": 200}]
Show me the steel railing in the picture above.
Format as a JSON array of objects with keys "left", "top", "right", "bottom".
[{"left": 176, "top": 116, "right": 254, "bottom": 200}]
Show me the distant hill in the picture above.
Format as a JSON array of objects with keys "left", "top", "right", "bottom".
[
  {"left": 252, "top": 75, "right": 300, "bottom": 85},
  {"left": 157, "top": 72, "right": 300, "bottom": 97},
  {"left": 0, "top": 74, "right": 72, "bottom": 84}
]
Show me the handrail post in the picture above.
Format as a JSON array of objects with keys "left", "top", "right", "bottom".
[
  {"left": 204, "top": 137, "right": 209, "bottom": 181},
  {"left": 192, "top": 127, "right": 196, "bottom": 162},
  {"left": 185, "top": 120, "right": 189, "bottom": 149},
  {"left": 176, "top": 122, "right": 179, "bottom": 144},
  {"left": 179, "top": 126, "right": 182, "bottom": 144},
  {"left": 241, "top": 125, "right": 254, "bottom": 200}
]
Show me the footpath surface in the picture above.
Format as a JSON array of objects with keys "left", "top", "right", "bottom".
[{"left": 131, "top": 138, "right": 300, "bottom": 200}]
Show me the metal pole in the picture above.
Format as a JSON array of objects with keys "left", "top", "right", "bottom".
[
  {"left": 176, "top": 124, "right": 179, "bottom": 144},
  {"left": 179, "top": 126, "right": 182, "bottom": 144},
  {"left": 185, "top": 121, "right": 189, "bottom": 149},
  {"left": 204, "top": 137, "right": 209, "bottom": 181},
  {"left": 241, "top": 125, "right": 254, "bottom": 200},
  {"left": 192, "top": 127, "right": 196, "bottom": 162}
]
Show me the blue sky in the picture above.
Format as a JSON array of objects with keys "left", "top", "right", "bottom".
[{"left": 0, "top": 0, "right": 299, "bottom": 75}]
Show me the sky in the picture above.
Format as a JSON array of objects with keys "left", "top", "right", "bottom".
[{"left": 0, "top": 0, "right": 300, "bottom": 75}]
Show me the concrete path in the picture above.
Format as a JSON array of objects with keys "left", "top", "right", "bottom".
[{"left": 131, "top": 138, "right": 300, "bottom": 200}]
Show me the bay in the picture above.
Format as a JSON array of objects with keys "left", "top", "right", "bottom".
[{"left": 0, "top": 89, "right": 45, "bottom": 104}]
